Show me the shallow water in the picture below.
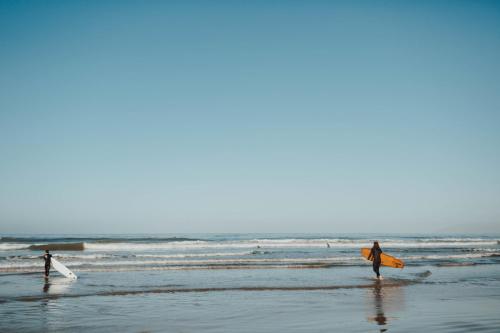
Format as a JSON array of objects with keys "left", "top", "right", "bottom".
[{"left": 1, "top": 234, "right": 500, "bottom": 332}]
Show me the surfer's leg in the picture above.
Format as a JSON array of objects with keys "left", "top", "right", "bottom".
[
  {"left": 45, "top": 265, "right": 50, "bottom": 277},
  {"left": 373, "top": 262, "right": 380, "bottom": 278}
]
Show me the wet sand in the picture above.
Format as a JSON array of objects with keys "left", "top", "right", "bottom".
[{"left": 1, "top": 265, "right": 500, "bottom": 332}]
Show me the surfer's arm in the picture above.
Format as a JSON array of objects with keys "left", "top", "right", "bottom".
[{"left": 367, "top": 249, "right": 374, "bottom": 260}]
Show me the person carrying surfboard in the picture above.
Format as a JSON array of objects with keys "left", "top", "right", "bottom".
[
  {"left": 368, "top": 241, "right": 383, "bottom": 279},
  {"left": 43, "top": 250, "right": 52, "bottom": 277}
]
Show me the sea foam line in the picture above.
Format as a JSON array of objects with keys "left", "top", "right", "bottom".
[
  {"left": 0, "top": 257, "right": 363, "bottom": 269},
  {"left": 83, "top": 240, "right": 499, "bottom": 251}
]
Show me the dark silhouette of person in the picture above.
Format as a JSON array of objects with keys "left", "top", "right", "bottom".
[
  {"left": 368, "top": 241, "right": 383, "bottom": 279},
  {"left": 43, "top": 250, "right": 52, "bottom": 277}
]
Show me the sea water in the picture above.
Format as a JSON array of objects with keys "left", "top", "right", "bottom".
[{"left": 1, "top": 233, "right": 500, "bottom": 332}]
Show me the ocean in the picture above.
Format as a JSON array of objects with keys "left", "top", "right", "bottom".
[{"left": 1, "top": 233, "right": 500, "bottom": 332}]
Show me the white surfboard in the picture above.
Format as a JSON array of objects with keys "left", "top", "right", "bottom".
[{"left": 51, "top": 258, "right": 77, "bottom": 279}]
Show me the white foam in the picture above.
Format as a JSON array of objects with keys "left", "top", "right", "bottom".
[
  {"left": 403, "top": 253, "right": 500, "bottom": 260},
  {"left": 83, "top": 239, "right": 498, "bottom": 251},
  {"left": 0, "top": 256, "right": 362, "bottom": 269},
  {"left": 133, "top": 251, "right": 253, "bottom": 258},
  {"left": 54, "top": 253, "right": 114, "bottom": 259},
  {"left": 0, "top": 243, "right": 29, "bottom": 250}
]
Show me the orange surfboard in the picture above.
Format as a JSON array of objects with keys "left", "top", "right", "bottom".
[{"left": 361, "top": 248, "right": 404, "bottom": 269}]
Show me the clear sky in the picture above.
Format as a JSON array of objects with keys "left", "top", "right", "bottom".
[{"left": 1, "top": 0, "right": 499, "bottom": 234}]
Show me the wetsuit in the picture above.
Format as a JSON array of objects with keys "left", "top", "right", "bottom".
[
  {"left": 369, "top": 247, "right": 382, "bottom": 278},
  {"left": 44, "top": 253, "right": 52, "bottom": 276}
]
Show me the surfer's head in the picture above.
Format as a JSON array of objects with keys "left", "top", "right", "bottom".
[
  {"left": 45, "top": 250, "right": 49, "bottom": 254},
  {"left": 373, "top": 241, "right": 380, "bottom": 249}
]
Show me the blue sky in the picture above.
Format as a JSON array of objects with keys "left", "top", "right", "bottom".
[{"left": 1, "top": 0, "right": 499, "bottom": 234}]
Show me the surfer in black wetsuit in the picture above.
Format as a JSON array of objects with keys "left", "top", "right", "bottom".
[
  {"left": 368, "top": 241, "right": 382, "bottom": 279},
  {"left": 43, "top": 250, "right": 52, "bottom": 277}
]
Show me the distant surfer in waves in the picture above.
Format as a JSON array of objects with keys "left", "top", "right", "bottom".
[
  {"left": 43, "top": 250, "right": 52, "bottom": 277},
  {"left": 368, "top": 242, "right": 382, "bottom": 279}
]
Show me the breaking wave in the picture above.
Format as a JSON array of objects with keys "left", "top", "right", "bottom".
[{"left": 1, "top": 234, "right": 498, "bottom": 274}]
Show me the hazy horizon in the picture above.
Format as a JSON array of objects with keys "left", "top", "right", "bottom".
[{"left": 1, "top": 1, "right": 500, "bottom": 234}]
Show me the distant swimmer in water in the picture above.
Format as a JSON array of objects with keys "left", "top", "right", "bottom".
[
  {"left": 43, "top": 250, "right": 52, "bottom": 277},
  {"left": 326, "top": 242, "right": 330, "bottom": 248},
  {"left": 368, "top": 241, "right": 383, "bottom": 279}
]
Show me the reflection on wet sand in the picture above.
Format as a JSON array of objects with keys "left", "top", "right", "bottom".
[
  {"left": 41, "top": 278, "right": 51, "bottom": 332},
  {"left": 41, "top": 277, "right": 74, "bottom": 295},
  {"left": 40, "top": 276, "right": 77, "bottom": 330},
  {"left": 43, "top": 278, "right": 51, "bottom": 293},
  {"left": 365, "top": 279, "right": 406, "bottom": 332},
  {"left": 373, "top": 281, "right": 387, "bottom": 327}
]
